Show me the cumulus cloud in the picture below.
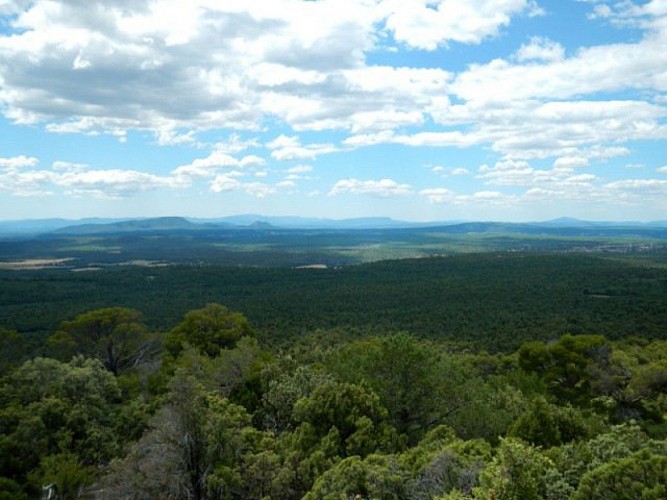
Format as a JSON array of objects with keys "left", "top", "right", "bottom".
[
  {"left": 328, "top": 178, "right": 412, "bottom": 197},
  {"left": 515, "top": 36, "right": 565, "bottom": 62},
  {"left": 1, "top": 0, "right": 666, "bottom": 216},
  {"left": 430, "top": 166, "right": 471, "bottom": 177},
  {"left": 478, "top": 159, "right": 599, "bottom": 194},
  {"left": 383, "top": 0, "right": 540, "bottom": 50},
  {"left": 0, "top": 0, "right": 450, "bottom": 137},
  {"left": 603, "top": 178, "right": 667, "bottom": 204},
  {"left": 267, "top": 135, "right": 339, "bottom": 160},
  {"left": 0, "top": 0, "right": 531, "bottom": 141},
  {"left": 55, "top": 169, "right": 183, "bottom": 199},
  {"left": 0, "top": 147, "right": 287, "bottom": 202},
  {"left": 173, "top": 150, "right": 265, "bottom": 179},
  {"left": 0, "top": 155, "right": 185, "bottom": 199},
  {"left": 2, "top": 0, "right": 664, "bottom": 162},
  {"left": 0, "top": 155, "right": 39, "bottom": 169}
]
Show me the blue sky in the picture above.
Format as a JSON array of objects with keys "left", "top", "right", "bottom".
[{"left": 1, "top": 0, "right": 666, "bottom": 222}]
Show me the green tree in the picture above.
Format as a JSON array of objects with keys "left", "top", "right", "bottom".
[
  {"left": 98, "top": 368, "right": 271, "bottom": 500},
  {"left": 509, "top": 397, "right": 592, "bottom": 448},
  {"left": 304, "top": 454, "right": 405, "bottom": 500},
  {"left": 519, "top": 334, "right": 609, "bottom": 405},
  {"left": 474, "top": 438, "right": 573, "bottom": 500},
  {"left": 260, "top": 363, "right": 334, "bottom": 432},
  {"left": 47, "top": 307, "right": 157, "bottom": 375},
  {"left": 0, "top": 357, "right": 122, "bottom": 496},
  {"left": 0, "top": 327, "right": 26, "bottom": 376},
  {"left": 574, "top": 449, "right": 667, "bottom": 499},
  {"left": 292, "top": 381, "right": 397, "bottom": 458},
  {"left": 401, "top": 426, "right": 491, "bottom": 499},
  {"left": 547, "top": 422, "right": 659, "bottom": 491},
  {"left": 165, "top": 303, "right": 253, "bottom": 358},
  {"left": 327, "top": 333, "right": 454, "bottom": 443}
]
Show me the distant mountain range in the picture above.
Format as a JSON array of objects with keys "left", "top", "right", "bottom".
[{"left": 1, "top": 215, "right": 667, "bottom": 236}]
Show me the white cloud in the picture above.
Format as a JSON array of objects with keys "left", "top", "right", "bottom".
[
  {"left": 287, "top": 165, "right": 313, "bottom": 174},
  {"left": 605, "top": 178, "right": 667, "bottom": 200},
  {"left": 0, "top": 167, "right": 57, "bottom": 196},
  {"left": 349, "top": 109, "right": 424, "bottom": 133},
  {"left": 553, "top": 157, "right": 589, "bottom": 169},
  {"left": 478, "top": 159, "right": 599, "bottom": 192},
  {"left": 173, "top": 150, "right": 265, "bottom": 178},
  {"left": 56, "top": 169, "right": 183, "bottom": 198},
  {"left": 1, "top": 0, "right": 667, "bottom": 219},
  {"left": 0, "top": 0, "right": 526, "bottom": 140},
  {"left": 0, "top": 162, "right": 182, "bottom": 199},
  {"left": 656, "top": 165, "right": 667, "bottom": 173},
  {"left": 435, "top": 99, "right": 667, "bottom": 159},
  {"left": 451, "top": 35, "right": 667, "bottom": 105},
  {"left": 344, "top": 130, "right": 479, "bottom": 148},
  {"left": 383, "top": 0, "right": 537, "bottom": 50},
  {"left": 420, "top": 187, "right": 516, "bottom": 205},
  {"left": 0, "top": 0, "right": 387, "bottom": 136},
  {"left": 284, "top": 165, "right": 313, "bottom": 181},
  {"left": 52, "top": 161, "right": 88, "bottom": 171},
  {"left": 213, "top": 134, "right": 261, "bottom": 155},
  {"left": 267, "top": 134, "right": 338, "bottom": 160},
  {"left": 0, "top": 155, "right": 39, "bottom": 169},
  {"left": 430, "top": 166, "right": 470, "bottom": 177},
  {"left": 328, "top": 178, "right": 412, "bottom": 197},
  {"left": 516, "top": 37, "right": 565, "bottom": 62},
  {"left": 209, "top": 172, "right": 289, "bottom": 198},
  {"left": 209, "top": 174, "right": 240, "bottom": 194}
]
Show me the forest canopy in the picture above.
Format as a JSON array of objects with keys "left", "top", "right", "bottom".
[
  {"left": 1, "top": 252, "right": 667, "bottom": 498},
  {"left": 1, "top": 301, "right": 667, "bottom": 498}
]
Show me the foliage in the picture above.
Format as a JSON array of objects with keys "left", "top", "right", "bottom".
[
  {"left": 292, "top": 380, "right": 396, "bottom": 458},
  {"left": 260, "top": 363, "right": 335, "bottom": 432},
  {"left": 509, "top": 397, "right": 593, "bottom": 448},
  {"left": 327, "top": 333, "right": 460, "bottom": 444},
  {"left": 0, "top": 327, "right": 26, "bottom": 376},
  {"left": 304, "top": 454, "right": 405, "bottom": 500},
  {"left": 474, "top": 438, "right": 573, "bottom": 500},
  {"left": 164, "top": 303, "right": 253, "bottom": 358},
  {"left": 47, "top": 307, "right": 158, "bottom": 375},
  {"left": 3, "top": 253, "right": 667, "bottom": 351},
  {"left": 574, "top": 448, "right": 667, "bottom": 499},
  {"left": 0, "top": 356, "right": 124, "bottom": 495},
  {"left": 2, "top": 260, "right": 667, "bottom": 498},
  {"left": 519, "top": 334, "right": 609, "bottom": 404}
]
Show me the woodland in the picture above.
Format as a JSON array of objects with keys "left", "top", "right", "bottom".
[{"left": 1, "top": 245, "right": 667, "bottom": 498}]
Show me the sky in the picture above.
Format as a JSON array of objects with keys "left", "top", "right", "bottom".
[{"left": 0, "top": 0, "right": 666, "bottom": 222}]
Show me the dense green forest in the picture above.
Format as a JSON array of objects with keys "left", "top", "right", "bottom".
[
  {"left": 2, "top": 250, "right": 667, "bottom": 498},
  {"left": 2, "top": 253, "right": 667, "bottom": 351}
]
